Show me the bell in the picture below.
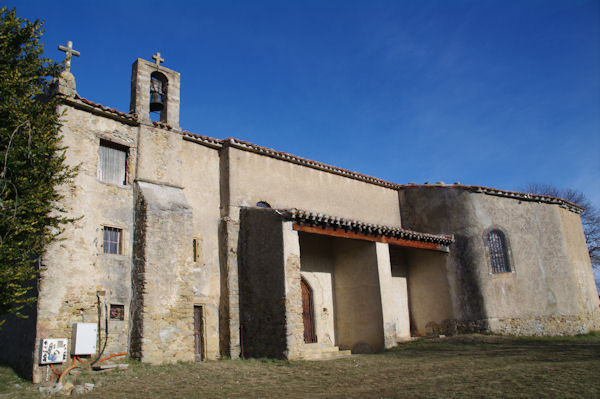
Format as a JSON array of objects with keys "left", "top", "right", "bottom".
[{"left": 150, "top": 92, "right": 164, "bottom": 112}]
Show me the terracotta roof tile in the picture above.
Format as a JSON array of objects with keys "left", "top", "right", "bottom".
[
  {"left": 283, "top": 208, "right": 454, "bottom": 245},
  {"left": 397, "top": 183, "right": 584, "bottom": 213},
  {"left": 182, "top": 131, "right": 223, "bottom": 147},
  {"left": 73, "top": 95, "right": 136, "bottom": 120},
  {"left": 222, "top": 137, "right": 398, "bottom": 188}
]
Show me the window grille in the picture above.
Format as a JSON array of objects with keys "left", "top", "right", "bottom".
[
  {"left": 488, "top": 230, "right": 510, "bottom": 273},
  {"left": 98, "top": 141, "right": 127, "bottom": 185},
  {"left": 103, "top": 226, "right": 122, "bottom": 254}
]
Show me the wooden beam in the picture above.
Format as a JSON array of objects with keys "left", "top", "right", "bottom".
[{"left": 292, "top": 223, "right": 449, "bottom": 252}]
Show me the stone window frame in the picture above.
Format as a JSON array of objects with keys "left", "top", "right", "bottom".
[
  {"left": 483, "top": 226, "right": 515, "bottom": 276},
  {"left": 97, "top": 138, "right": 132, "bottom": 187}
]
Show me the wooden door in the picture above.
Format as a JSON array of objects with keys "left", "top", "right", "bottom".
[
  {"left": 194, "top": 306, "right": 204, "bottom": 361},
  {"left": 301, "top": 279, "right": 317, "bottom": 343}
]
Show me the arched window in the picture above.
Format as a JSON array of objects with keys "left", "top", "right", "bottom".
[
  {"left": 256, "top": 201, "right": 271, "bottom": 208},
  {"left": 487, "top": 230, "right": 511, "bottom": 273}
]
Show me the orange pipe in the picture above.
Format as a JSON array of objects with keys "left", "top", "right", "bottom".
[
  {"left": 49, "top": 364, "right": 61, "bottom": 376},
  {"left": 99, "top": 352, "right": 127, "bottom": 362}
]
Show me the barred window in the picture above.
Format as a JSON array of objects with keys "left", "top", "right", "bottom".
[
  {"left": 98, "top": 141, "right": 127, "bottom": 185},
  {"left": 103, "top": 226, "right": 122, "bottom": 255},
  {"left": 488, "top": 230, "right": 510, "bottom": 273}
]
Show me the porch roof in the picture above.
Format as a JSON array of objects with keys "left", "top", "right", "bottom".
[{"left": 282, "top": 208, "right": 454, "bottom": 251}]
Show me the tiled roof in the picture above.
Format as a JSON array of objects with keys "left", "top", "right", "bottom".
[
  {"left": 159, "top": 133, "right": 588, "bottom": 215},
  {"left": 72, "top": 95, "right": 137, "bottom": 120},
  {"left": 397, "top": 183, "right": 584, "bottom": 214},
  {"left": 182, "top": 131, "right": 223, "bottom": 148},
  {"left": 63, "top": 101, "right": 584, "bottom": 215},
  {"left": 222, "top": 137, "right": 399, "bottom": 188},
  {"left": 283, "top": 208, "right": 455, "bottom": 245}
]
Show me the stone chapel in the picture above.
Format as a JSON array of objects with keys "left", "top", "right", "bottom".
[{"left": 1, "top": 47, "right": 599, "bottom": 382}]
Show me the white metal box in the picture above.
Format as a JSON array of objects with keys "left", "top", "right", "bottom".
[
  {"left": 71, "top": 323, "right": 97, "bottom": 355},
  {"left": 39, "top": 338, "right": 68, "bottom": 364}
]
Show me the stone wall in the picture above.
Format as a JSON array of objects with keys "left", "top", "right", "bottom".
[
  {"left": 131, "top": 181, "right": 195, "bottom": 364},
  {"left": 298, "top": 233, "right": 337, "bottom": 347},
  {"left": 388, "top": 247, "right": 411, "bottom": 339},
  {"left": 398, "top": 186, "right": 600, "bottom": 336},
  {"left": 282, "top": 222, "right": 304, "bottom": 359},
  {"left": 333, "top": 239, "right": 385, "bottom": 353},
  {"left": 375, "top": 242, "right": 407, "bottom": 348},
  {"left": 225, "top": 147, "right": 402, "bottom": 227},
  {"left": 220, "top": 145, "right": 404, "bottom": 357},
  {"left": 238, "top": 208, "right": 287, "bottom": 358},
  {"left": 28, "top": 104, "right": 137, "bottom": 383},
  {"left": 180, "top": 140, "right": 222, "bottom": 360}
]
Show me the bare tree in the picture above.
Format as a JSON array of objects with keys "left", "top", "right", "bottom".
[{"left": 523, "top": 184, "right": 600, "bottom": 275}]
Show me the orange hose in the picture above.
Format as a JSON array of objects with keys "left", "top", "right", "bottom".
[
  {"left": 49, "top": 364, "right": 61, "bottom": 376},
  {"left": 58, "top": 364, "right": 79, "bottom": 384},
  {"left": 99, "top": 352, "right": 127, "bottom": 362}
]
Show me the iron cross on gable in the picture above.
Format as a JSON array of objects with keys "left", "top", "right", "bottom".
[
  {"left": 152, "top": 52, "right": 164, "bottom": 67},
  {"left": 57, "top": 41, "right": 80, "bottom": 72}
]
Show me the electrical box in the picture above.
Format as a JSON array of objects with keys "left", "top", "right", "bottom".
[
  {"left": 40, "top": 338, "right": 68, "bottom": 364},
  {"left": 71, "top": 323, "right": 97, "bottom": 355}
]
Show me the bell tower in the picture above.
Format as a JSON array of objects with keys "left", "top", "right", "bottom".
[{"left": 130, "top": 53, "right": 181, "bottom": 130}]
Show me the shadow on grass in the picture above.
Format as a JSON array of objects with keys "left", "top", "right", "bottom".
[{"left": 382, "top": 333, "right": 600, "bottom": 363}]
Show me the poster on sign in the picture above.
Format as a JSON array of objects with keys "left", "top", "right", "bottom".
[{"left": 39, "top": 338, "right": 68, "bottom": 364}]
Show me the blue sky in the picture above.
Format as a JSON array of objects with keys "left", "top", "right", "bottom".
[{"left": 6, "top": 0, "right": 600, "bottom": 209}]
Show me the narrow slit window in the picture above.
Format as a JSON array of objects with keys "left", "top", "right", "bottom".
[
  {"left": 193, "top": 239, "right": 198, "bottom": 262},
  {"left": 488, "top": 230, "right": 511, "bottom": 273},
  {"left": 103, "top": 226, "right": 122, "bottom": 255},
  {"left": 98, "top": 141, "right": 127, "bottom": 185}
]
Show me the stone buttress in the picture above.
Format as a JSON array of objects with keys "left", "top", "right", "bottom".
[{"left": 129, "top": 57, "right": 195, "bottom": 363}]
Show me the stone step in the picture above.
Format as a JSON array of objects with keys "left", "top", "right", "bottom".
[
  {"left": 300, "top": 349, "right": 352, "bottom": 360},
  {"left": 303, "top": 344, "right": 342, "bottom": 353},
  {"left": 299, "top": 344, "right": 352, "bottom": 360}
]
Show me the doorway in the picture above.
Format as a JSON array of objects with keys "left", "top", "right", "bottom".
[
  {"left": 193, "top": 306, "right": 205, "bottom": 361},
  {"left": 301, "top": 278, "right": 317, "bottom": 343}
]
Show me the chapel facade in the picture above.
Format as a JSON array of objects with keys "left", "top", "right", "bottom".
[{"left": 1, "top": 51, "right": 599, "bottom": 383}]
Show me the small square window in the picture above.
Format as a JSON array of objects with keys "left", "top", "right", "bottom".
[
  {"left": 103, "top": 226, "right": 122, "bottom": 254},
  {"left": 110, "top": 304, "right": 125, "bottom": 321},
  {"left": 98, "top": 141, "right": 127, "bottom": 185}
]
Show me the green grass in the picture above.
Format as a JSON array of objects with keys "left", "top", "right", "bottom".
[{"left": 2, "top": 334, "right": 600, "bottom": 398}]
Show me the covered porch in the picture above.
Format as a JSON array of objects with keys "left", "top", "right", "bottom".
[{"left": 237, "top": 207, "right": 454, "bottom": 359}]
